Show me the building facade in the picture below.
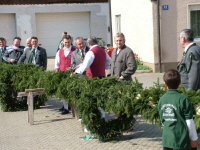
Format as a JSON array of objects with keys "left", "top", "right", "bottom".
[
  {"left": 111, "top": 0, "right": 200, "bottom": 72},
  {"left": 0, "top": 1, "right": 110, "bottom": 57}
]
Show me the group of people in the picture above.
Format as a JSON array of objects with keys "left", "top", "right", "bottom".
[
  {"left": 0, "top": 36, "right": 47, "bottom": 70},
  {"left": 54, "top": 32, "right": 137, "bottom": 114},
  {"left": 0, "top": 32, "right": 138, "bottom": 115},
  {"left": 1, "top": 29, "right": 199, "bottom": 149}
]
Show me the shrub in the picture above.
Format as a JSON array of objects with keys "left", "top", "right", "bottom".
[{"left": 134, "top": 53, "right": 151, "bottom": 70}]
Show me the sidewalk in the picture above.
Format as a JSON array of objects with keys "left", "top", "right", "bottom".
[
  {"left": 0, "top": 98, "right": 162, "bottom": 150},
  {"left": 0, "top": 58, "right": 164, "bottom": 150}
]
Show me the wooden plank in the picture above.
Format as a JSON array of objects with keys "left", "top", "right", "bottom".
[
  {"left": 28, "top": 92, "right": 34, "bottom": 125},
  {"left": 71, "top": 104, "right": 79, "bottom": 120},
  {"left": 18, "top": 91, "right": 44, "bottom": 97},
  {"left": 25, "top": 88, "right": 44, "bottom": 93},
  {"left": 74, "top": 105, "right": 79, "bottom": 120},
  {"left": 71, "top": 104, "right": 75, "bottom": 118},
  {"left": 18, "top": 92, "right": 28, "bottom": 97}
]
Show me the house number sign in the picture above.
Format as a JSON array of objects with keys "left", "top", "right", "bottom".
[{"left": 162, "top": 5, "right": 169, "bottom": 10}]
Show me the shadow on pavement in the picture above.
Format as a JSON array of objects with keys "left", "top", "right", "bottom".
[{"left": 34, "top": 118, "right": 73, "bottom": 125}]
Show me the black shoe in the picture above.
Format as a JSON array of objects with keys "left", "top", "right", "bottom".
[
  {"left": 61, "top": 109, "right": 69, "bottom": 115},
  {"left": 59, "top": 106, "right": 64, "bottom": 112},
  {"left": 68, "top": 104, "right": 71, "bottom": 111}
]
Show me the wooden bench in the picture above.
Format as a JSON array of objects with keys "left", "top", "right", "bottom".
[
  {"left": 18, "top": 88, "right": 79, "bottom": 125},
  {"left": 18, "top": 88, "right": 44, "bottom": 125}
]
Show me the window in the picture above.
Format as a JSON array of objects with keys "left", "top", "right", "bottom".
[
  {"left": 115, "top": 15, "right": 121, "bottom": 33},
  {"left": 190, "top": 10, "right": 200, "bottom": 38}
]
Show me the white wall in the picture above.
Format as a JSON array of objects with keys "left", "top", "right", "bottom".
[
  {"left": 111, "top": 0, "right": 155, "bottom": 63},
  {"left": 0, "top": 3, "right": 110, "bottom": 56},
  {"left": 0, "top": 14, "right": 17, "bottom": 45}
]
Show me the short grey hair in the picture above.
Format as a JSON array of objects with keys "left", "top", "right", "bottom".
[
  {"left": 180, "top": 29, "right": 194, "bottom": 42},
  {"left": 87, "top": 36, "right": 98, "bottom": 46},
  {"left": 74, "top": 37, "right": 84, "bottom": 45}
]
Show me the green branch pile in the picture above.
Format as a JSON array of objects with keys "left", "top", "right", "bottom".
[{"left": 0, "top": 63, "right": 199, "bottom": 141}]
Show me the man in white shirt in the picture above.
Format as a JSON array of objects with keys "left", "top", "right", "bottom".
[
  {"left": 55, "top": 35, "right": 76, "bottom": 114},
  {"left": 75, "top": 36, "right": 111, "bottom": 78}
]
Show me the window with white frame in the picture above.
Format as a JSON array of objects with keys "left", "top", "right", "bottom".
[
  {"left": 190, "top": 10, "right": 200, "bottom": 38},
  {"left": 115, "top": 15, "right": 121, "bottom": 33}
]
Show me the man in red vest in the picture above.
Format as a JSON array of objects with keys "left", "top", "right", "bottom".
[
  {"left": 55, "top": 35, "right": 76, "bottom": 114},
  {"left": 75, "top": 36, "right": 111, "bottom": 78},
  {"left": 75, "top": 37, "right": 111, "bottom": 129}
]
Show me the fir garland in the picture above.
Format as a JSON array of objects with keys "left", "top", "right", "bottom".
[{"left": 0, "top": 63, "right": 200, "bottom": 141}]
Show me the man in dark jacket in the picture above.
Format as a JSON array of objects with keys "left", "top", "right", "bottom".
[
  {"left": 3, "top": 37, "right": 24, "bottom": 64},
  {"left": 18, "top": 36, "right": 47, "bottom": 70},
  {"left": 177, "top": 29, "right": 200, "bottom": 91},
  {"left": 0, "top": 37, "right": 7, "bottom": 62},
  {"left": 111, "top": 33, "right": 137, "bottom": 81}
]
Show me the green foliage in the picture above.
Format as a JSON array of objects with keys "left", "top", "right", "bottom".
[
  {"left": 0, "top": 63, "right": 200, "bottom": 141},
  {"left": 0, "top": 63, "right": 47, "bottom": 111},
  {"left": 135, "top": 57, "right": 151, "bottom": 70},
  {"left": 136, "top": 81, "right": 166, "bottom": 128}
]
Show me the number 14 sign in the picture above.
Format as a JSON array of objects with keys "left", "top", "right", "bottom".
[{"left": 162, "top": 5, "right": 169, "bottom": 10}]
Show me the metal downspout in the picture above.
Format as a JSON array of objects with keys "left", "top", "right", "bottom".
[
  {"left": 157, "top": 0, "right": 162, "bottom": 72},
  {"left": 108, "top": 0, "right": 113, "bottom": 46}
]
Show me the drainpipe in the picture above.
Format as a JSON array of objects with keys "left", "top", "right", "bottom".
[
  {"left": 108, "top": 0, "right": 113, "bottom": 46},
  {"left": 157, "top": 0, "right": 162, "bottom": 72}
]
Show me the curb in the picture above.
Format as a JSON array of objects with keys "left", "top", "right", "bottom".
[{"left": 136, "top": 70, "right": 153, "bottom": 73}]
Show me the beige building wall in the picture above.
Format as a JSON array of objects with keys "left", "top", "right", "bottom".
[
  {"left": 111, "top": 0, "right": 200, "bottom": 72},
  {"left": 111, "top": 0, "right": 155, "bottom": 64},
  {"left": 157, "top": 0, "right": 200, "bottom": 72},
  {"left": 0, "top": 3, "right": 110, "bottom": 56}
]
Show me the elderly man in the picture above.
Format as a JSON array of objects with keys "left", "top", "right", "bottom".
[
  {"left": 177, "top": 29, "right": 200, "bottom": 91},
  {"left": 75, "top": 37, "right": 111, "bottom": 78},
  {"left": 3, "top": 37, "right": 25, "bottom": 64},
  {"left": 18, "top": 36, "right": 47, "bottom": 70},
  {"left": 71, "top": 37, "right": 89, "bottom": 72},
  {"left": 110, "top": 33, "right": 137, "bottom": 81}
]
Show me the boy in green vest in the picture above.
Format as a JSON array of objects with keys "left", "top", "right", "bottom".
[{"left": 158, "top": 69, "right": 198, "bottom": 150}]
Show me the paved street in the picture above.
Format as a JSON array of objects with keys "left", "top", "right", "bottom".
[
  {"left": 0, "top": 58, "right": 165, "bottom": 150},
  {"left": 0, "top": 98, "right": 162, "bottom": 150}
]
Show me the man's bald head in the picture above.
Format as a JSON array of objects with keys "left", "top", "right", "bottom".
[{"left": 26, "top": 38, "right": 31, "bottom": 47}]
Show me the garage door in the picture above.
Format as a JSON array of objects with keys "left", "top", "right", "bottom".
[
  {"left": 36, "top": 12, "right": 90, "bottom": 57},
  {"left": 0, "top": 14, "right": 16, "bottom": 46}
]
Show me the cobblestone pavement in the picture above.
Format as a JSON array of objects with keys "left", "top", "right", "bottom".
[
  {"left": 0, "top": 98, "right": 162, "bottom": 150},
  {"left": 0, "top": 58, "right": 164, "bottom": 150}
]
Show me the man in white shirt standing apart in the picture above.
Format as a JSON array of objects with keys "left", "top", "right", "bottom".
[{"left": 55, "top": 35, "right": 76, "bottom": 114}]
